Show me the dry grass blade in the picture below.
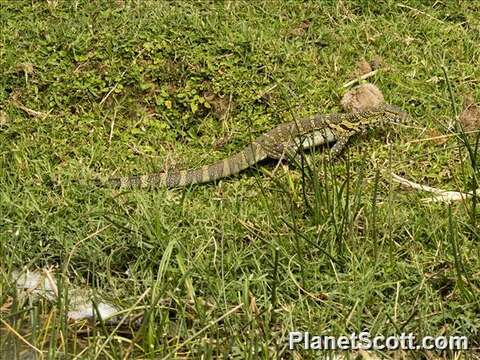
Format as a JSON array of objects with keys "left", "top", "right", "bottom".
[{"left": 11, "top": 101, "right": 48, "bottom": 118}]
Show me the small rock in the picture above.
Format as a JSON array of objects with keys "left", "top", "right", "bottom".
[
  {"left": 340, "top": 83, "right": 385, "bottom": 113},
  {"left": 459, "top": 101, "right": 480, "bottom": 131},
  {"left": 0, "top": 111, "right": 7, "bottom": 126},
  {"left": 16, "top": 63, "right": 34, "bottom": 74},
  {"left": 290, "top": 20, "right": 311, "bottom": 37},
  {"left": 370, "top": 55, "right": 384, "bottom": 70},
  {"left": 203, "top": 91, "right": 232, "bottom": 120},
  {"left": 355, "top": 58, "right": 372, "bottom": 76}
]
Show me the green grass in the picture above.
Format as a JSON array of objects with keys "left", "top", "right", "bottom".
[{"left": 1, "top": 0, "right": 480, "bottom": 358}]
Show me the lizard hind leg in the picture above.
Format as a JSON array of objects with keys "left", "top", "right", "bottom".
[
  {"left": 264, "top": 142, "right": 312, "bottom": 169},
  {"left": 264, "top": 143, "right": 295, "bottom": 161}
]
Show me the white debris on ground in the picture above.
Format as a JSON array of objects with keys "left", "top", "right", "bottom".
[
  {"left": 67, "top": 301, "right": 119, "bottom": 321},
  {"left": 13, "top": 268, "right": 120, "bottom": 321},
  {"left": 391, "top": 173, "right": 473, "bottom": 203}
]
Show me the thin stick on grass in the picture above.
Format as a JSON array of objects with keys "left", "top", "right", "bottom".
[
  {"left": 109, "top": 108, "right": 117, "bottom": 144},
  {"left": 396, "top": 3, "right": 445, "bottom": 24},
  {"left": 391, "top": 173, "right": 472, "bottom": 202},
  {"left": 342, "top": 69, "right": 378, "bottom": 88},
  {"left": 11, "top": 101, "right": 48, "bottom": 118},
  {"left": 100, "top": 70, "right": 127, "bottom": 106},
  {"left": 406, "top": 129, "right": 480, "bottom": 144}
]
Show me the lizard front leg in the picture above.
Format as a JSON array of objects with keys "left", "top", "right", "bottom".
[{"left": 329, "top": 136, "right": 350, "bottom": 160}]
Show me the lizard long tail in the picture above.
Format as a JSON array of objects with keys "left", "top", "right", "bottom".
[{"left": 105, "top": 142, "right": 268, "bottom": 189}]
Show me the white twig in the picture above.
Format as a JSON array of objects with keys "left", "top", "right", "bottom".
[
  {"left": 391, "top": 173, "right": 473, "bottom": 203},
  {"left": 12, "top": 101, "right": 48, "bottom": 118},
  {"left": 342, "top": 70, "right": 378, "bottom": 88}
]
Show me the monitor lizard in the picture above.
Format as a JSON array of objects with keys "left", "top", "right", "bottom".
[{"left": 99, "top": 103, "right": 407, "bottom": 189}]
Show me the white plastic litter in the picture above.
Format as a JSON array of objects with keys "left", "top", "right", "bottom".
[{"left": 13, "top": 269, "right": 119, "bottom": 321}]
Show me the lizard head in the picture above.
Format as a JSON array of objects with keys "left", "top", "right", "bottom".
[
  {"left": 378, "top": 103, "right": 408, "bottom": 123},
  {"left": 355, "top": 103, "right": 408, "bottom": 129}
]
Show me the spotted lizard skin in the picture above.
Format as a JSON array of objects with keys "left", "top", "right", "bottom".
[{"left": 101, "top": 103, "right": 407, "bottom": 189}]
